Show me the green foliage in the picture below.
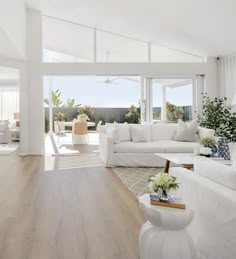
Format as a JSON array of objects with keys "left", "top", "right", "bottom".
[
  {"left": 44, "top": 89, "right": 64, "bottom": 107},
  {"left": 125, "top": 105, "right": 140, "bottom": 124},
  {"left": 78, "top": 106, "right": 94, "bottom": 121},
  {"left": 54, "top": 112, "right": 66, "bottom": 121},
  {"left": 65, "top": 98, "right": 81, "bottom": 108},
  {"left": 198, "top": 95, "right": 236, "bottom": 142},
  {"left": 166, "top": 102, "right": 184, "bottom": 121},
  {"left": 153, "top": 111, "right": 161, "bottom": 120}
]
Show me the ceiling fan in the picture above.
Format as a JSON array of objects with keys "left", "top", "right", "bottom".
[{"left": 96, "top": 52, "right": 120, "bottom": 85}]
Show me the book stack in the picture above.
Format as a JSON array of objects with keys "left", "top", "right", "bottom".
[{"left": 150, "top": 193, "right": 186, "bottom": 209}]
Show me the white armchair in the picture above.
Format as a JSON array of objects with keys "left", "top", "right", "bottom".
[{"left": 0, "top": 121, "right": 10, "bottom": 144}]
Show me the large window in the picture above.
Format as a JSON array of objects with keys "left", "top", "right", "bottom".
[{"left": 43, "top": 16, "right": 204, "bottom": 63}]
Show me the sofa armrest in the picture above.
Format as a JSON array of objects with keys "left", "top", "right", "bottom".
[{"left": 99, "top": 132, "right": 114, "bottom": 166}]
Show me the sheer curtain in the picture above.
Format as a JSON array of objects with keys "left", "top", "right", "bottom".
[
  {"left": 0, "top": 87, "right": 19, "bottom": 120},
  {"left": 218, "top": 55, "right": 236, "bottom": 104}
]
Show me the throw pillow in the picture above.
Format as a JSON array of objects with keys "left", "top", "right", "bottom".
[
  {"left": 130, "top": 126, "right": 147, "bottom": 142},
  {"left": 173, "top": 119, "right": 199, "bottom": 142},
  {"left": 106, "top": 127, "right": 120, "bottom": 144},
  {"left": 114, "top": 122, "right": 131, "bottom": 142}
]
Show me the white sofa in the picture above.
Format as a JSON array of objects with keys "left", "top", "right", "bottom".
[
  {"left": 99, "top": 123, "right": 214, "bottom": 167},
  {"left": 170, "top": 157, "right": 236, "bottom": 259},
  {"left": 0, "top": 121, "right": 10, "bottom": 144}
]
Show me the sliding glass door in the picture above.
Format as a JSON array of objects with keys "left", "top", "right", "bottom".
[{"left": 143, "top": 78, "right": 196, "bottom": 124}]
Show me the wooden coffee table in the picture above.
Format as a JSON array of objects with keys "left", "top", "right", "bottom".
[{"left": 155, "top": 153, "right": 232, "bottom": 173}]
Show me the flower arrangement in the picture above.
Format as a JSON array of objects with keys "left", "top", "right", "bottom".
[
  {"left": 148, "top": 172, "right": 179, "bottom": 193},
  {"left": 77, "top": 113, "right": 89, "bottom": 122},
  {"left": 200, "top": 137, "right": 216, "bottom": 146}
]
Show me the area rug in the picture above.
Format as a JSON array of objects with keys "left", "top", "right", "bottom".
[{"left": 112, "top": 167, "right": 163, "bottom": 198}]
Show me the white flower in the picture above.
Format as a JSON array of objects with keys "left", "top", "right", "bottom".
[{"left": 200, "top": 147, "right": 212, "bottom": 155}]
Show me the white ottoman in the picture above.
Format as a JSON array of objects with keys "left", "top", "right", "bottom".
[{"left": 139, "top": 194, "right": 197, "bottom": 259}]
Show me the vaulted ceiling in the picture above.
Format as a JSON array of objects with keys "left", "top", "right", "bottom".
[{"left": 26, "top": 0, "right": 236, "bottom": 58}]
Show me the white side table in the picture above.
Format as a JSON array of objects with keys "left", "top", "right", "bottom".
[
  {"left": 10, "top": 128, "right": 20, "bottom": 142},
  {"left": 139, "top": 194, "right": 197, "bottom": 259}
]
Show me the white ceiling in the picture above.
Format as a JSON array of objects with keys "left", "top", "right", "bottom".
[{"left": 26, "top": 0, "right": 236, "bottom": 58}]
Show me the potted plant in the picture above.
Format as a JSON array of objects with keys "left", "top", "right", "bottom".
[
  {"left": 54, "top": 112, "right": 66, "bottom": 133},
  {"left": 198, "top": 95, "right": 236, "bottom": 159},
  {"left": 148, "top": 171, "right": 179, "bottom": 202},
  {"left": 77, "top": 113, "right": 89, "bottom": 122}
]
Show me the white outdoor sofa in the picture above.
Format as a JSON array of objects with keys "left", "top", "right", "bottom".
[
  {"left": 170, "top": 156, "right": 236, "bottom": 259},
  {"left": 99, "top": 123, "right": 214, "bottom": 167}
]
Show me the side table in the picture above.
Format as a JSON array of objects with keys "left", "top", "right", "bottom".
[
  {"left": 139, "top": 194, "right": 197, "bottom": 259},
  {"left": 10, "top": 128, "right": 20, "bottom": 142}
]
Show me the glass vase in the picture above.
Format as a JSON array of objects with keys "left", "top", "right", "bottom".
[{"left": 159, "top": 189, "right": 170, "bottom": 202}]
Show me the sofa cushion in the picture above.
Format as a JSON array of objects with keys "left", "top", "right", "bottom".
[
  {"left": 173, "top": 119, "right": 199, "bottom": 142},
  {"left": 194, "top": 156, "right": 236, "bottom": 190},
  {"left": 157, "top": 140, "right": 198, "bottom": 153},
  {"left": 106, "top": 127, "right": 120, "bottom": 144},
  {"left": 113, "top": 140, "right": 197, "bottom": 153},
  {"left": 113, "top": 141, "right": 166, "bottom": 153},
  {"left": 114, "top": 122, "right": 131, "bottom": 142},
  {"left": 151, "top": 123, "right": 177, "bottom": 141},
  {"left": 129, "top": 124, "right": 151, "bottom": 142},
  {"left": 0, "top": 122, "right": 9, "bottom": 132},
  {"left": 198, "top": 126, "right": 215, "bottom": 139}
]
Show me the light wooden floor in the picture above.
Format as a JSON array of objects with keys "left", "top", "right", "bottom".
[{"left": 0, "top": 153, "right": 144, "bottom": 259}]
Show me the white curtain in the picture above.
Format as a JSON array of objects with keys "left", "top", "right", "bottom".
[
  {"left": 218, "top": 55, "right": 236, "bottom": 104},
  {"left": 0, "top": 87, "right": 19, "bottom": 120}
]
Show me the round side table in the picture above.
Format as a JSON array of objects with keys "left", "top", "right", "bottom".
[{"left": 139, "top": 194, "right": 197, "bottom": 259}]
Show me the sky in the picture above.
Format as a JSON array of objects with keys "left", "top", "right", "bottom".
[{"left": 43, "top": 76, "right": 193, "bottom": 108}]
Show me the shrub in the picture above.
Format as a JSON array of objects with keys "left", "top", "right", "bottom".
[
  {"left": 198, "top": 95, "right": 236, "bottom": 142},
  {"left": 166, "top": 102, "right": 184, "bottom": 121},
  {"left": 125, "top": 105, "right": 140, "bottom": 124}
]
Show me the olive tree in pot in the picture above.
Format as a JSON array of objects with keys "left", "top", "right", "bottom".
[
  {"left": 198, "top": 95, "right": 236, "bottom": 159},
  {"left": 54, "top": 112, "right": 66, "bottom": 134}
]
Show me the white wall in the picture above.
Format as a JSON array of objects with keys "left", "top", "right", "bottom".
[
  {"left": 205, "top": 57, "right": 219, "bottom": 98},
  {"left": 0, "top": 0, "right": 26, "bottom": 59},
  {"left": 43, "top": 62, "right": 207, "bottom": 77}
]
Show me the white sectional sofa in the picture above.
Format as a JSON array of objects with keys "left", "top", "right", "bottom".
[
  {"left": 99, "top": 123, "right": 214, "bottom": 167},
  {"left": 170, "top": 157, "right": 236, "bottom": 259}
]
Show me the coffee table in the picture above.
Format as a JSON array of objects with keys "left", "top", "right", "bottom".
[{"left": 155, "top": 153, "right": 232, "bottom": 173}]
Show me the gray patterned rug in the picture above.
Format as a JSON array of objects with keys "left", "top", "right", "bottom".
[{"left": 112, "top": 167, "right": 163, "bottom": 198}]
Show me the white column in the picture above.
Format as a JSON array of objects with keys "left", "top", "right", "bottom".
[
  {"left": 148, "top": 42, "right": 151, "bottom": 63},
  {"left": 20, "top": 8, "right": 44, "bottom": 155},
  {"left": 192, "top": 78, "right": 197, "bottom": 120},
  {"left": 196, "top": 75, "right": 205, "bottom": 116},
  {"left": 161, "top": 86, "right": 167, "bottom": 120},
  {"left": 145, "top": 79, "right": 153, "bottom": 124},
  {"left": 94, "top": 28, "right": 97, "bottom": 62},
  {"left": 140, "top": 76, "right": 146, "bottom": 124},
  {"left": 49, "top": 76, "right": 53, "bottom": 134}
]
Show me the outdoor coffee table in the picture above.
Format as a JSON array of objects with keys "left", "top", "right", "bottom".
[{"left": 155, "top": 153, "right": 232, "bottom": 173}]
